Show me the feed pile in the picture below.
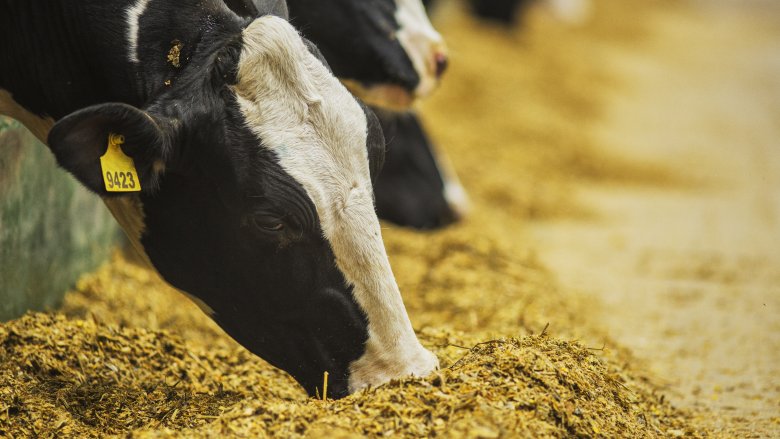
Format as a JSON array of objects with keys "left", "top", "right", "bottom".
[
  {"left": 0, "top": 309, "right": 693, "bottom": 438},
  {"left": 1, "top": 0, "right": 706, "bottom": 437}
]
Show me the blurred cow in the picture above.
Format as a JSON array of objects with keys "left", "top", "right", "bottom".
[{"left": 284, "top": 0, "right": 470, "bottom": 229}]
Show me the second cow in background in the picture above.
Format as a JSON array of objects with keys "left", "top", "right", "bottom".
[{"left": 284, "top": 0, "right": 470, "bottom": 229}]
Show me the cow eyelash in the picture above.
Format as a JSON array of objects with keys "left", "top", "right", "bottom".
[
  {"left": 244, "top": 195, "right": 305, "bottom": 237},
  {"left": 249, "top": 214, "right": 286, "bottom": 233}
]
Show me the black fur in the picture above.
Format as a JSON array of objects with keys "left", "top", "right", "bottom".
[
  {"left": 223, "top": 0, "right": 289, "bottom": 19},
  {"left": 0, "top": 1, "right": 141, "bottom": 118},
  {"left": 374, "top": 110, "right": 456, "bottom": 229},
  {"left": 285, "top": 0, "right": 421, "bottom": 93},
  {"left": 470, "top": 0, "right": 530, "bottom": 24},
  {"left": 425, "top": 0, "right": 532, "bottom": 25}
]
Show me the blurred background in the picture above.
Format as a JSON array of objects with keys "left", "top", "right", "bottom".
[{"left": 418, "top": 0, "right": 780, "bottom": 434}]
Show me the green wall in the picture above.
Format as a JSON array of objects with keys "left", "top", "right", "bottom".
[{"left": 0, "top": 116, "right": 119, "bottom": 321}]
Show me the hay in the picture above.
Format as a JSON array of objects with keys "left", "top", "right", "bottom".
[
  {"left": 0, "top": 311, "right": 695, "bottom": 438},
  {"left": 2, "top": 249, "right": 699, "bottom": 437},
  {"left": 0, "top": 313, "right": 243, "bottom": 437},
  {"left": 167, "top": 40, "right": 183, "bottom": 68}
]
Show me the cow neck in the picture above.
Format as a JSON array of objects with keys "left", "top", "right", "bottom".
[
  {"left": 0, "top": 2, "right": 139, "bottom": 120},
  {"left": 0, "top": 1, "right": 246, "bottom": 122}
]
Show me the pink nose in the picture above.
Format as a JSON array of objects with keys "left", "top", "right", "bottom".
[{"left": 434, "top": 52, "right": 448, "bottom": 78}]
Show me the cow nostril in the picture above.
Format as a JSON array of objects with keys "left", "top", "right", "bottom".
[{"left": 434, "top": 52, "right": 448, "bottom": 78}]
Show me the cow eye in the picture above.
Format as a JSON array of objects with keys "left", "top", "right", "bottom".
[{"left": 250, "top": 215, "right": 286, "bottom": 233}]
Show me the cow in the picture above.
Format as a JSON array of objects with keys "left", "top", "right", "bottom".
[
  {"left": 425, "top": 0, "right": 591, "bottom": 26},
  {"left": 0, "top": 0, "right": 437, "bottom": 398},
  {"left": 278, "top": 0, "right": 469, "bottom": 229}
]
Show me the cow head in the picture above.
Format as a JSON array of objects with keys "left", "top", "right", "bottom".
[
  {"left": 47, "top": 15, "right": 436, "bottom": 398},
  {"left": 286, "top": 0, "right": 447, "bottom": 110}
]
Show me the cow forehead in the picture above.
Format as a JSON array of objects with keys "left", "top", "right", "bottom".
[{"left": 233, "top": 16, "right": 370, "bottom": 211}]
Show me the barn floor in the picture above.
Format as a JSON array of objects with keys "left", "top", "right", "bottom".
[
  {"left": 516, "top": 1, "right": 780, "bottom": 435},
  {"left": 1, "top": 0, "right": 778, "bottom": 437}
]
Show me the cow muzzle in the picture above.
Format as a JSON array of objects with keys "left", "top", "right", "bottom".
[
  {"left": 340, "top": 35, "right": 448, "bottom": 110},
  {"left": 348, "top": 336, "right": 439, "bottom": 393}
]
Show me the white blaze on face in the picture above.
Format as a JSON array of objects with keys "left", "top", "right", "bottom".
[
  {"left": 394, "top": 0, "right": 446, "bottom": 99},
  {"left": 233, "top": 16, "right": 438, "bottom": 391},
  {"left": 432, "top": 146, "right": 471, "bottom": 220}
]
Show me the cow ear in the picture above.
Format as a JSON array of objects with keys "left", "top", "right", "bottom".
[
  {"left": 48, "top": 103, "right": 173, "bottom": 196},
  {"left": 364, "top": 105, "right": 386, "bottom": 185}
]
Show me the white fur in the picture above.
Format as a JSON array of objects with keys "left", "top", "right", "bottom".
[
  {"left": 234, "top": 16, "right": 438, "bottom": 391},
  {"left": 547, "top": 0, "right": 592, "bottom": 25},
  {"left": 395, "top": 0, "right": 446, "bottom": 99},
  {"left": 126, "top": 0, "right": 153, "bottom": 63},
  {"left": 436, "top": 151, "right": 470, "bottom": 219}
]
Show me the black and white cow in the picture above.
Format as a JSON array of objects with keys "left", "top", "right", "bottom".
[
  {"left": 280, "top": 0, "right": 469, "bottom": 229},
  {"left": 0, "top": 0, "right": 437, "bottom": 398}
]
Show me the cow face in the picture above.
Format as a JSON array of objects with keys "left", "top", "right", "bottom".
[
  {"left": 47, "top": 16, "right": 436, "bottom": 398},
  {"left": 286, "top": 0, "right": 447, "bottom": 110}
]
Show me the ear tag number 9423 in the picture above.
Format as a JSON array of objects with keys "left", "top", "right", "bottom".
[{"left": 100, "top": 133, "right": 141, "bottom": 192}]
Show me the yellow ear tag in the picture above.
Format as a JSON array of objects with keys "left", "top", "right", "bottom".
[{"left": 100, "top": 133, "right": 141, "bottom": 192}]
